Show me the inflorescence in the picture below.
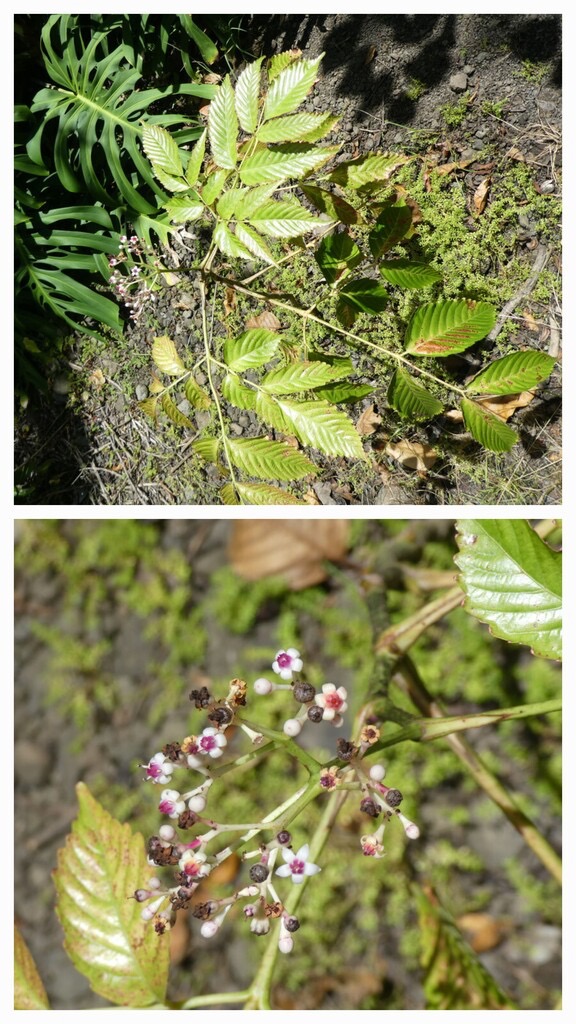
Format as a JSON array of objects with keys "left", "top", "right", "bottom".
[
  {"left": 108, "top": 235, "right": 163, "bottom": 321},
  {"left": 133, "top": 649, "right": 419, "bottom": 953}
]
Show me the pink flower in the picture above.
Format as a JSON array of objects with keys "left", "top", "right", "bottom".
[
  {"left": 186, "top": 728, "right": 227, "bottom": 768},
  {"left": 360, "top": 834, "right": 385, "bottom": 858},
  {"left": 272, "top": 648, "right": 303, "bottom": 681},
  {"left": 178, "top": 848, "right": 209, "bottom": 880},
  {"left": 158, "top": 788, "right": 186, "bottom": 818},
  {"left": 275, "top": 844, "right": 321, "bottom": 885},
  {"left": 314, "top": 683, "right": 348, "bottom": 721},
  {"left": 142, "top": 752, "right": 175, "bottom": 785}
]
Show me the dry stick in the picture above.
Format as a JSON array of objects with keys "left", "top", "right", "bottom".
[
  {"left": 485, "top": 245, "right": 549, "bottom": 343},
  {"left": 394, "top": 654, "right": 562, "bottom": 886}
]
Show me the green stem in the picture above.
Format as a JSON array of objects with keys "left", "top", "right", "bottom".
[
  {"left": 375, "top": 585, "right": 464, "bottom": 657},
  {"left": 179, "top": 988, "right": 251, "bottom": 1009},
  {"left": 395, "top": 656, "right": 562, "bottom": 884},
  {"left": 198, "top": 274, "right": 240, "bottom": 495},
  {"left": 237, "top": 715, "right": 323, "bottom": 773}
]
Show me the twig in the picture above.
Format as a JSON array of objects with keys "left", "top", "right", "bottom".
[{"left": 486, "top": 245, "right": 549, "bottom": 343}]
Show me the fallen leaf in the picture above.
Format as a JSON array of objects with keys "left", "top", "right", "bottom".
[
  {"left": 457, "top": 913, "right": 508, "bottom": 953},
  {"left": 506, "top": 145, "right": 526, "bottom": 162},
  {"left": 472, "top": 176, "right": 491, "bottom": 216},
  {"left": 245, "top": 310, "right": 282, "bottom": 332},
  {"left": 229, "top": 521, "right": 349, "bottom": 589},
  {"left": 356, "top": 404, "right": 382, "bottom": 436},
  {"left": 365, "top": 44, "right": 378, "bottom": 64},
  {"left": 477, "top": 390, "right": 535, "bottom": 421},
  {"left": 521, "top": 309, "right": 539, "bottom": 332},
  {"left": 303, "top": 488, "right": 321, "bottom": 504},
  {"left": 434, "top": 157, "right": 476, "bottom": 176},
  {"left": 386, "top": 439, "right": 438, "bottom": 472},
  {"left": 224, "top": 287, "right": 236, "bottom": 317},
  {"left": 89, "top": 368, "right": 105, "bottom": 389}
]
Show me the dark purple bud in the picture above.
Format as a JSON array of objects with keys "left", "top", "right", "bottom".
[
  {"left": 386, "top": 788, "right": 403, "bottom": 808},
  {"left": 277, "top": 830, "right": 291, "bottom": 845},
  {"left": 293, "top": 681, "right": 316, "bottom": 704},
  {"left": 307, "top": 705, "right": 324, "bottom": 723},
  {"left": 360, "top": 798, "right": 380, "bottom": 819},
  {"left": 285, "top": 915, "right": 300, "bottom": 932},
  {"left": 249, "top": 863, "right": 269, "bottom": 883}
]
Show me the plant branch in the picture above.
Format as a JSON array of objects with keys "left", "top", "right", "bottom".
[{"left": 375, "top": 585, "right": 464, "bottom": 656}]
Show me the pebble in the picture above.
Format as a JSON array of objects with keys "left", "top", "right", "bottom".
[
  {"left": 449, "top": 72, "right": 468, "bottom": 93},
  {"left": 463, "top": 64, "right": 475, "bottom": 76},
  {"left": 135, "top": 383, "right": 148, "bottom": 401},
  {"left": 313, "top": 482, "right": 337, "bottom": 504},
  {"left": 237, "top": 414, "right": 251, "bottom": 427},
  {"left": 177, "top": 398, "right": 192, "bottom": 416},
  {"left": 195, "top": 371, "right": 207, "bottom": 385},
  {"left": 196, "top": 410, "right": 211, "bottom": 430},
  {"left": 229, "top": 422, "right": 243, "bottom": 435}
]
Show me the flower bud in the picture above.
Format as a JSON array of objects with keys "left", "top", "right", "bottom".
[
  {"left": 254, "top": 677, "right": 274, "bottom": 695},
  {"left": 277, "top": 830, "right": 291, "bottom": 845},
  {"left": 307, "top": 705, "right": 324, "bottom": 723},
  {"left": 283, "top": 718, "right": 302, "bottom": 737},
  {"left": 360, "top": 797, "right": 380, "bottom": 818},
  {"left": 369, "top": 764, "right": 386, "bottom": 782},
  {"left": 293, "top": 681, "right": 316, "bottom": 703},
  {"left": 249, "top": 863, "right": 269, "bottom": 883},
  {"left": 385, "top": 788, "right": 403, "bottom": 808}
]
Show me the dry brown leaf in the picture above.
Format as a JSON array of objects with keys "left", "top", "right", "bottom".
[
  {"left": 356, "top": 404, "right": 382, "bottom": 436},
  {"left": 434, "top": 157, "right": 476, "bottom": 176},
  {"left": 224, "top": 287, "right": 236, "bottom": 317},
  {"left": 89, "top": 368, "right": 105, "bottom": 389},
  {"left": 386, "top": 439, "right": 438, "bottom": 472},
  {"left": 457, "top": 913, "right": 509, "bottom": 953},
  {"left": 229, "top": 521, "right": 349, "bottom": 589},
  {"left": 245, "top": 310, "right": 282, "bottom": 332},
  {"left": 521, "top": 309, "right": 539, "bottom": 332},
  {"left": 472, "top": 176, "right": 491, "bottom": 216},
  {"left": 303, "top": 488, "right": 321, "bottom": 504},
  {"left": 506, "top": 145, "right": 526, "bottom": 162},
  {"left": 477, "top": 390, "right": 535, "bottom": 421},
  {"left": 365, "top": 44, "right": 378, "bottom": 64}
]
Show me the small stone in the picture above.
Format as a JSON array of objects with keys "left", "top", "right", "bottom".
[
  {"left": 229, "top": 422, "right": 243, "bottom": 435},
  {"left": 449, "top": 72, "right": 468, "bottom": 93},
  {"left": 196, "top": 410, "right": 211, "bottom": 430},
  {"left": 177, "top": 398, "right": 192, "bottom": 416},
  {"left": 463, "top": 64, "right": 475, "bottom": 76},
  {"left": 135, "top": 383, "right": 149, "bottom": 401},
  {"left": 195, "top": 372, "right": 207, "bottom": 386},
  {"left": 472, "top": 139, "right": 485, "bottom": 150},
  {"left": 237, "top": 414, "right": 250, "bottom": 427},
  {"left": 476, "top": 51, "right": 488, "bottom": 62}
]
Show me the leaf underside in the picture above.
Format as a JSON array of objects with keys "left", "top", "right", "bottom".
[
  {"left": 460, "top": 397, "right": 518, "bottom": 452},
  {"left": 388, "top": 367, "right": 444, "bottom": 421},
  {"left": 405, "top": 299, "right": 496, "bottom": 356}
]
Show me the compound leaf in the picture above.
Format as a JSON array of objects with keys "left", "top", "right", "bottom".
[
  {"left": 14, "top": 925, "right": 49, "bottom": 1009},
  {"left": 315, "top": 380, "right": 374, "bottom": 404},
  {"left": 388, "top": 367, "right": 444, "bottom": 420},
  {"left": 160, "top": 391, "right": 193, "bottom": 428},
  {"left": 260, "top": 360, "right": 348, "bottom": 394},
  {"left": 466, "top": 351, "right": 556, "bottom": 395},
  {"left": 268, "top": 51, "right": 302, "bottom": 82},
  {"left": 235, "top": 57, "right": 263, "bottom": 134},
  {"left": 328, "top": 152, "right": 409, "bottom": 189},
  {"left": 53, "top": 783, "right": 169, "bottom": 1007},
  {"left": 264, "top": 55, "right": 323, "bottom": 121},
  {"left": 380, "top": 259, "right": 442, "bottom": 289},
  {"left": 405, "top": 299, "right": 496, "bottom": 356},
  {"left": 208, "top": 75, "right": 238, "bottom": 169},
  {"left": 246, "top": 197, "right": 327, "bottom": 237},
  {"left": 227, "top": 436, "right": 317, "bottom": 480},
  {"left": 239, "top": 144, "right": 339, "bottom": 185},
  {"left": 213, "top": 221, "right": 253, "bottom": 260},
  {"left": 193, "top": 438, "right": 219, "bottom": 463},
  {"left": 460, "top": 398, "right": 518, "bottom": 452},
  {"left": 221, "top": 481, "right": 303, "bottom": 505},
  {"left": 234, "top": 222, "right": 277, "bottom": 265},
  {"left": 201, "top": 169, "right": 229, "bottom": 206},
  {"left": 185, "top": 129, "right": 207, "bottom": 188},
  {"left": 274, "top": 398, "right": 366, "bottom": 459},
  {"left": 223, "top": 329, "right": 281, "bottom": 372},
  {"left": 454, "top": 519, "right": 562, "bottom": 660},
  {"left": 164, "top": 195, "right": 205, "bottom": 223},
  {"left": 258, "top": 112, "right": 335, "bottom": 144},
  {"left": 184, "top": 376, "right": 211, "bottom": 410},
  {"left": 222, "top": 372, "right": 257, "bottom": 409},
  {"left": 336, "top": 277, "right": 388, "bottom": 326},
  {"left": 152, "top": 335, "right": 186, "bottom": 376},
  {"left": 369, "top": 204, "right": 413, "bottom": 257}
]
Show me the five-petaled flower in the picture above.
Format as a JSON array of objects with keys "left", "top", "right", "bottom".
[
  {"left": 185, "top": 728, "right": 228, "bottom": 768},
  {"left": 158, "top": 788, "right": 186, "bottom": 818},
  {"left": 142, "top": 752, "right": 175, "bottom": 785},
  {"left": 272, "top": 648, "right": 303, "bottom": 681},
  {"left": 275, "top": 844, "right": 321, "bottom": 884},
  {"left": 179, "top": 848, "right": 209, "bottom": 880},
  {"left": 314, "top": 683, "right": 348, "bottom": 721}
]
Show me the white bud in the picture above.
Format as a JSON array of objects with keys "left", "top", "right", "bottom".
[
  {"left": 188, "top": 795, "right": 206, "bottom": 813},
  {"left": 278, "top": 935, "right": 293, "bottom": 954},
  {"left": 254, "top": 677, "right": 274, "bottom": 695},
  {"left": 283, "top": 718, "right": 302, "bottom": 737},
  {"left": 159, "top": 824, "right": 176, "bottom": 841},
  {"left": 405, "top": 823, "right": 420, "bottom": 840},
  {"left": 200, "top": 920, "right": 219, "bottom": 938},
  {"left": 369, "top": 764, "right": 386, "bottom": 782}
]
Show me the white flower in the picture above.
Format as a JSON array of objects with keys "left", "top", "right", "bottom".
[
  {"left": 314, "top": 683, "right": 348, "bottom": 721},
  {"left": 158, "top": 788, "right": 186, "bottom": 818},
  {"left": 186, "top": 728, "right": 227, "bottom": 767},
  {"left": 142, "top": 752, "right": 175, "bottom": 785},
  {"left": 272, "top": 648, "right": 303, "bottom": 681},
  {"left": 275, "top": 843, "right": 321, "bottom": 885}
]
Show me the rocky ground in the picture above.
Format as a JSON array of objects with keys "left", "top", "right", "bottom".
[{"left": 15, "top": 13, "right": 561, "bottom": 505}]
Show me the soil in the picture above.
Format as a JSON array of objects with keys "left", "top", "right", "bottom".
[
  {"left": 14, "top": 520, "right": 562, "bottom": 1010},
  {"left": 14, "top": 13, "right": 561, "bottom": 506}
]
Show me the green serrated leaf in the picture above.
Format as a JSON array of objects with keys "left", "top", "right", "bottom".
[
  {"left": 152, "top": 335, "right": 185, "bottom": 376},
  {"left": 388, "top": 367, "right": 444, "bottom": 421},
  {"left": 328, "top": 152, "right": 409, "bottom": 189},
  {"left": 416, "top": 885, "right": 515, "bottom": 1010},
  {"left": 315, "top": 381, "right": 374, "bottom": 404},
  {"left": 369, "top": 204, "right": 413, "bottom": 258},
  {"left": 201, "top": 169, "right": 229, "bottom": 206},
  {"left": 454, "top": 520, "right": 562, "bottom": 660},
  {"left": 138, "top": 395, "right": 159, "bottom": 421},
  {"left": 336, "top": 277, "right": 388, "bottom": 326},
  {"left": 301, "top": 183, "right": 359, "bottom": 225},
  {"left": 193, "top": 438, "right": 220, "bottom": 462},
  {"left": 380, "top": 259, "right": 442, "bottom": 289},
  {"left": 230, "top": 481, "right": 304, "bottom": 504},
  {"left": 264, "top": 55, "right": 323, "bottom": 121},
  {"left": 184, "top": 376, "right": 211, "bottom": 410},
  {"left": 405, "top": 299, "right": 497, "bottom": 357},
  {"left": 213, "top": 222, "right": 253, "bottom": 260},
  {"left": 222, "top": 372, "right": 257, "bottom": 409},
  {"left": 164, "top": 195, "right": 205, "bottom": 223},
  {"left": 258, "top": 112, "right": 334, "bottom": 144},
  {"left": 221, "top": 482, "right": 240, "bottom": 504},
  {"left": 14, "top": 925, "right": 50, "bottom": 1009},
  {"left": 239, "top": 144, "right": 340, "bottom": 186},
  {"left": 268, "top": 51, "right": 302, "bottom": 82},
  {"left": 460, "top": 398, "right": 519, "bottom": 452},
  {"left": 235, "top": 183, "right": 279, "bottom": 218},
  {"left": 234, "top": 222, "right": 277, "bottom": 266},
  {"left": 235, "top": 57, "right": 263, "bottom": 134},
  {"left": 255, "top": 391, "right": 295, "bottom": 435},
  {"left": 208, "top": 75, "right": 238, "bottom": 169},
  {"left": 315, "top": 232, "right": 362, "bottom": 284},
  {"left": 160, "top": 391, "right": 193, "bottom": 428},
  {"left": 273, "top": 397, "right": 366, "bottom": 459},
  {"left": 466, "top": 351, "right": 556, "bottom": 395},
  {"left": 247, "top": 197, "right": 327, "bottom": 237},
  {"left": 260, "top": 360, "right": 348, "bottom": 394},
  {"left": 185, "top": 129, "right": 207, "bottom": 188},
  {"left": 53, "top": 783, "right": 169, "bottom": 1006},
  {"left": 227, "top": 436, "right": 317, "bottom": 480},
  {"left": 217, "top": 187, "right": 250, "bottom": 221},
  {"left": 223, "top": 329, "right": 281, "bottom": 372},
  {"left": 151, "top": 165, "right": 188, "bottom": 193},
  {"left": 142, "top": 123, "right": 184, "bottom": 178}
]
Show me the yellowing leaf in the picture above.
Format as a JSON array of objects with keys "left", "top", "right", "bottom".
[
  {"left": 14, "top": 925, "right": 49, "bottom": 1009},
  {"left": 53, "top": 783, "right": 169, "bottom": 1007},
  {"left": 152, "top": 335, "right": 185, "bottom": 376}
]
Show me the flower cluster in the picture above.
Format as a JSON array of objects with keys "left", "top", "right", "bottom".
[
  {"left": 107, "top": 235, "right": 163, "bottom": 321},
  {"left": 254, "top": 649, "right": 349, "bottom": 737}
]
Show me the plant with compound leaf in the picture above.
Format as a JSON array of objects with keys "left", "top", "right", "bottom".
[
  {"left": 15, "top": 519, "right": 561, "bottom": 1010},
  {"left": 134, "top": 50, "right": 555, "bottom": 504}
]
